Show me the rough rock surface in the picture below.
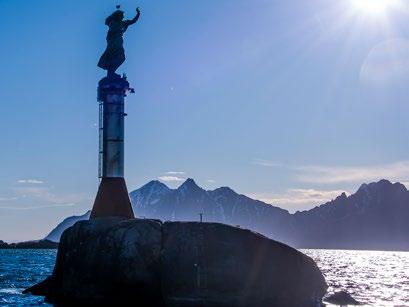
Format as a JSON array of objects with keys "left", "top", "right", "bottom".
[
  {"left": 324, "top": 291, "right": 361, "bottom": 305},
  {"left": 26, "top": 218, "right": 327, "bottom": 306},
  {"left": 0, "top": 240, "right": 8, "bottom": 248}
]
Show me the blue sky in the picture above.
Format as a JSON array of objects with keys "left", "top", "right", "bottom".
[{"left": 1, "top": 0, "right": 409, "bottom": 241}]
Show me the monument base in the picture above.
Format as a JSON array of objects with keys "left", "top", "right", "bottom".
[
  {"left": 24, "top": 218, "right": 327, "bottom": 306},
  {"left": 90, "top": 177, "right": 134, "bottom": 219}
]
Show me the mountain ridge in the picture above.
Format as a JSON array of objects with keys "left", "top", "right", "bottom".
[{"left": 43, "top": 178, "right": 409, "bottom": 251}]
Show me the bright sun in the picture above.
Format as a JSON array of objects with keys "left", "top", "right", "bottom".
[{"left": 351, "top": 0, "right": 400, "bottom": 16}]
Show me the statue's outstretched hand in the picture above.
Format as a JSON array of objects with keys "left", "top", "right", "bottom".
[{"left": 136, "top": 7, "right": 141, "bottom": 14}]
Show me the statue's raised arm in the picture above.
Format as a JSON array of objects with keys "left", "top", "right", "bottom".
[
  {"left": 97, "top": 6, "right": 141, "bottom": 77},
  {"left": 123, "top": 7, "right": 141, "bottom": 30}
]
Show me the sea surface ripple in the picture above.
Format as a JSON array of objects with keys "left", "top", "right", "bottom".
[
  {"left": 303, "top": 249, "right": 409, "bottom": 307},
  {"left": 0, "top": 249, "right": 408, "bottom": 306},
  {"left": 0, "top": 249, "right": 55, "bottom": 306}
]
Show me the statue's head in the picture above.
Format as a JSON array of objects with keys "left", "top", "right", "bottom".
[{"left": 105, "top": 6, "right": 124, "bottom": 25}]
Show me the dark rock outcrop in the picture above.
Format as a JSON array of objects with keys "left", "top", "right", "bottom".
[
  {"left": 27, "top": 217, "right": 162, "bottom": 305},
  {"left": 27, "top": 218, "right": 327, "bottom": 306},
  {"left": 161, "top": 222, "right": 326, "bottom": 306},
  {"left": 324, "top": 291, "right": 361, "bottom": 305}
]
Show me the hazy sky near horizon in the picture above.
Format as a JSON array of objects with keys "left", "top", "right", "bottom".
[{"left": 1, "top": 0, "right": 409, "bottom": 241}]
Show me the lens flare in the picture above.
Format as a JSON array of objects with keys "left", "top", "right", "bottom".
[{"left": 350, "top": 0, "right": 400, "bottom": 16}]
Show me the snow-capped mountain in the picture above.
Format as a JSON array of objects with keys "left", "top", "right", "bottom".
[
  {"left": 45, "top": 179, "right": 409, "bottom": 251},
  {"left": 129, "top": 179, "right": 296, "bottom": 245}
]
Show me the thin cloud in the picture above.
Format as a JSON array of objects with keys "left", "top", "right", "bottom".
[
  {"left": 13, "top": 186, "right": 89, "bottom": 205},
  {"left": 247, "top": 188, "right": 347, "bottom": 212},
  {"left": 251, "top": 159, "right": 409, "bottom": 185},
  {"left": 249, "top": 188, "right": 347, "bottom": 205},
  {"left": 158, "top": 176, "right": 185, "bottom": 182},
  {"left": 295, "top": 161, "right": 409, "bottom": 184},
  {"left": 166, "top": 171, "right": 186, "bottom": 175},
  {"left": 17, "top": 179, "right": 44, "bottom": 184},
  {"left": 252, "top": 159, "right": 284, "bottom": 167},
  {"left": 207, "top": 179, "right": 216, "bottom": 183},
  {"left": 0, "top": 203, "right": 77, "bottom": 210},
  {"left": 0, "top": 197, "right": 18, "bottom": 201}
]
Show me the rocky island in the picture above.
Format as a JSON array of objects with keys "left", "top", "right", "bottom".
[
  {"left": 0, "top": 239, "right": 58, "bottom": 249},
  {"left": 25, "top": 218, "right": 327, "bottom": 306}
]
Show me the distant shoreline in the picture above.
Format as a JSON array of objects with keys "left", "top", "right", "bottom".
[
  {"left": 1, "top": 239, "right": 409, "bottom": 252},
  {"left": 0, "top": 239, "right": 58, "bottom": 249}
]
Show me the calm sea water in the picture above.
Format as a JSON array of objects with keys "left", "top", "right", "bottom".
[{"left": 0, "top": 249, "right": 408, "bottom": 306}]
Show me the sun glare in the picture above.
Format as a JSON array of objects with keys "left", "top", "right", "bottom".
[{"left": 350, "top": 0, "right": 400, "bottom": 16}]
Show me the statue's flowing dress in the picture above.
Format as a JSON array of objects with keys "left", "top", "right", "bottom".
[{"left": 98, "top": 20, "right": 127, "bottom": 73}]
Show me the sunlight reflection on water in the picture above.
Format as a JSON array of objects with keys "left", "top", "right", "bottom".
[
  {"left": 0, "top": 249, "right": 408, "bottom": 306},
  {"left": 303, "top": 249, "right": 409, "bottom": 307}
]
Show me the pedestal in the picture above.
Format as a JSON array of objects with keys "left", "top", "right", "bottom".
[
  {"left": 90, "top": 177, "right": 134, "bottom": 219},
  {"left": 90, "top": 74, "right": 135, "bottom": 219}
]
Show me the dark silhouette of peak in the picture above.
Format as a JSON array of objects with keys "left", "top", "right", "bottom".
[
  {"left": 178, "top": 178, "right": 202, "bottom": 193},
  {"left": 338, "top": 192, "right": 348, "bottom": 200},
  {"left": 352, "top": 179, "right": 407, "bottom": 209},
  {"left": 357, "top": 179, "right": 389, "bottom": 193},
  {"left": 392, "top": 181, "right": 408, "bottom": 193},
  {"left": 139, "top": 180, "right": 170, "bottom": 192},
  {"left": 181, "top": 178, "right": 197, "bottom": 186},
  {"left": 45, "top": 178, "right": 409, "bottom": 250},
  {"left": 357, "top": 182, "right": 368, "bottom": 193},
  {"left": 210, "top": 186, "right": 237, "bottom": 197},
  {"left": 357, "top": 179, "right": 407, "bottom": 195},
  {"left": 129, "top": 180, "right": 171, "bottom": 216},
  {"left": 295, "top": 179, "right": 409, "bottom": 250}
]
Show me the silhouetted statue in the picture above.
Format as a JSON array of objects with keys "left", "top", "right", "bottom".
[{"left": 98, "top": 6, "right": 141, "bottom": 77}]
